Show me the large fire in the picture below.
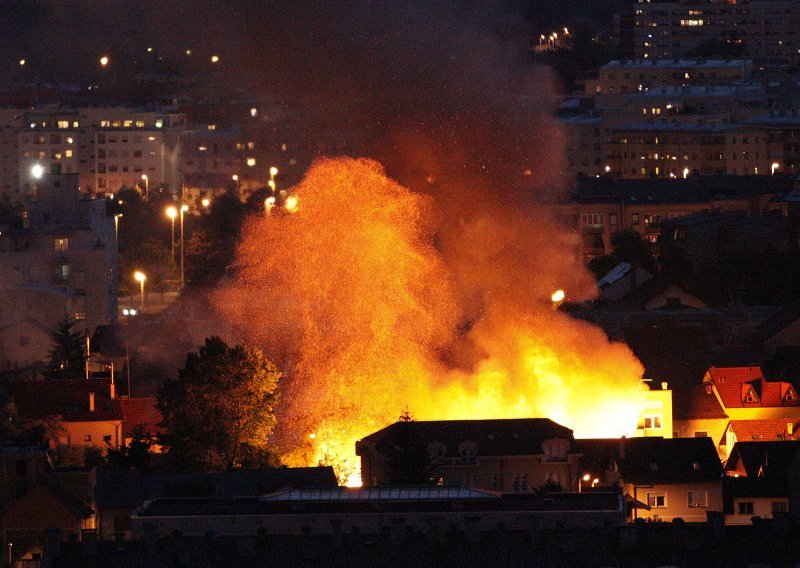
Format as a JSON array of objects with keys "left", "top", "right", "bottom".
[{"left": 216, "top": 157, "right": 644, "bottom": 486}]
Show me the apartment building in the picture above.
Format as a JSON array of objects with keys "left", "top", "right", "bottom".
[
  {"left": 547, "top": 176, "right": 790, "bottom": 260},
  {"left": 633, "top": 0, "right": 800, "bottom": 65},
  {"left": 587, "top": 59, "right": 753, "bottom": 95},
  {"left": 0, "top": 107, "right": 185, "bottom": 201},
  {"left": 0, "top": 172, "right": 116, "bottom": 367}
]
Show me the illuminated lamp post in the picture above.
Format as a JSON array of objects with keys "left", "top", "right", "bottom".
[
  {"left": 232, "top": 174, "right": 239, "bottom": 191},
  {"left": 134, "top": 271, "right": 146, "bottom": 309},
  {"left": 771, "top": 162, "right": 780, "bottom": 175},
  {"left": 114, "top": 213, "right": 122, "bottom": 242},
  {"left": 578, "top": 473, "right": 591, "bottom": 493},
  {"left": 683, "top": 167, "right": 690, "bottom": 179},
  {"left": 31, "top": 163, "right": 44, "bottom": 180},
  {"left": 141, "top": 174, "right": 149, "bottom": 200},
  {"left": 551, "top": 289, "right": 565, "bottom": 309},
  {"left": 165, "top": 206, "right": 177, "bottom": 263}
]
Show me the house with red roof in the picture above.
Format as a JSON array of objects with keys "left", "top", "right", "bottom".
[
  {"left": 10, "top": 379, "right": 124, "bottom": 450},
  {"left": 697, "top": 366, "right": 800, "bottom": 458}
]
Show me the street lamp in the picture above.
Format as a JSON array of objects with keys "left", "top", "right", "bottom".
[
  {"left": 771, "top": 162, "right": 780, "bottom": 175},
  {"left": 179, "top": 204, "right": 189, "bottom": 289},
  {"left": 31, "top": 163, "right": 44, "bottom": 179},
  {"left": 166, "top": 206, "right": 177, "bottom": 263},
  {"left": 99, "top": 55, "right": 109, "bottom": 67},
  {"left": 578, "top": 473, "right": 591, "bottom": 493},
  {"left": 141, "top": 174, "right": 149, "bottom": 200},
  {"left": 133, "top": 271, "right": 146, "bottom": 309}
]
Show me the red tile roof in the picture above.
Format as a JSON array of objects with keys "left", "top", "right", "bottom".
[
  {"left": 118, "top": 397, "right": 164, "bottom": 438},
  {"left": 705, "top": 366, "right": 800, "bottom": 409},
  {"left": 10, "top": 379, "right": 123, "bottom": 422},
  {"left": 726, "top": 420, "right": 800, "bottom": 443}
]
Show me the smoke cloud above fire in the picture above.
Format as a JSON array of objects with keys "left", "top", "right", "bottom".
[{"left": 195, "top": 1, "right": 644, "bottom": 481}]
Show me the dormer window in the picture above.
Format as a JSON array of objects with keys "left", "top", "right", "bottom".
[
  {"left": 783, "top": 385, "right": 798, "bottom": 402},
  {"left": 743, "top": 386, "right": 759, "bottom": 403}
]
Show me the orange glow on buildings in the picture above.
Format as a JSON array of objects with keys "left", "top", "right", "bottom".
[{"left": 217, "top": 157, "right": 645, "bottom": 485}]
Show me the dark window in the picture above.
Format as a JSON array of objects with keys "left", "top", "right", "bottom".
[
  {"left": 15, "top": 460, "right": 27, "bottom": 476},
  {"left": 738, "top": 501, "right": 754, "bottom": 515}
]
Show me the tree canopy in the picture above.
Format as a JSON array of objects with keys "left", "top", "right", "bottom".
[{"left": 157, "top": 336, "right": 281, "bottom": 471}]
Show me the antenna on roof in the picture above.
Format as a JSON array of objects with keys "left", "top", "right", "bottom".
[{"left": 399, "top": 407, "right": 413, "bottom": 422}]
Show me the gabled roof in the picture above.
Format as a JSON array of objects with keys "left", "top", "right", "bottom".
[
  {"left": 358, "top": 418, "right": 574, "bottom": 458},
  {"left": 704, "top": 366, "right": 800, "bottom": 409},
  {"left": 672, "top": 385, "right": 727, "bottom": 420},
  {"left": 118, "top": 397, "right": 163, "bottom": 438},
  {"left": 724, "top": 441, "right": 800, "bottom": 479},
  {"left": 4, "top": 479, "right": 94, "bottom": 520},
  {"left": 726, "top": 420, "right": 800, "bottom": 443},
  {"left": 616, "top": 437, "right": 723, "bottom": 484},
  {"left": 10, "top": 379, "right": 123, "bottom": 422},
  {"left": 95, "top": 467, "right": 339, "bottom": 509}
]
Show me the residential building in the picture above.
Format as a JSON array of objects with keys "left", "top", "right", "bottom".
[
  {"left": 0, "top": 106, "right": 186, "bottom": 200},
  {"left": 0, "top": 172, "right": 116, "bottom": 368},
  {"left": 587, "top": 60, "right": 753, "bottom": 96},
  {"left": 673, "top": 384, "right": 730, "bottom": 457},
  {"left": 356, "top": 418, "right": 579, "bottom": 492},
  {"left": 633, "top": 0, "right": 800, "bottom": 65},
  {"left": 10, "top": 379, "right": 124, "bottom": 450},
  {"left": 547, "top": 175, "right": 790, "bottom": 261},
  {"left": 723, "top": 441, "right": 799, "bottom": 524},
  {"left": 632, "top": 381, "right": 673, "bottom": 438}
]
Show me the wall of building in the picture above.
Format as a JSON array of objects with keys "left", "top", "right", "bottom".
[
  {"left": 626, "top": 481, "right": 723, "bottom": 523},
  {"left": 727, "top": 497, "right": 789, "bottom": 525}
]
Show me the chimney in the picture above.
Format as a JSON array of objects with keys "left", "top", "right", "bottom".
[{"left": 89, "top": 392, "right": 95, "bottom": 412}]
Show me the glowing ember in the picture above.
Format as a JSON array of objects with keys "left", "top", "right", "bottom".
[{"left": 217, "top": 157, "right": 644, "bottom": 486}]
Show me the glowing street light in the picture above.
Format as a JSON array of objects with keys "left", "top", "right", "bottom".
[
  {"left": 166, "top": 206, "right": 177, "bottom": 262},
  {"left": 771, "top": 162, "right": 780, "bottom": 175},
  {"left": 265, "top": 196, "right": 276, "bottom": 213},
  {"left": 201, "top": 198, "right": 210, "bottom": 208},
  {"left": 269, "top": 166, "right": 278, "bottom": 179},
  {"left": 551, "top": 289, "right": 565, "bottom": 303},
  {"left": 285, "top": 195, "right": 299, "bottom": 213},
  {"left": 683, "top": 167, "right": 690, "bottom": 179},
  {"left": 99, "top": 55, "right": 109, "bottom": 67},
  {"left": 141, "top": 174, "right": 149, "bottom": 200},
  {"left": 133, "top": 271, "right": 146, "bottom": 309},
  {"left": 19, "top": 59, "right": 25, "bottom": 66},
  {"left": 30, "top": 163, "right": 44, "bottom": 179},
  {"left": 211, "top": 55, "right": 220, "bottom": 63}
]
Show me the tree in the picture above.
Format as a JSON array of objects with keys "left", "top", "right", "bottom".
[
  {"left": 383, "top": 420, "right": 435, "bottom": 485},
  {"left": 157, "top": 337, "right": 280, "bottom": 472},
  {"left": 47, "top": 315, "right": 85, "bottom": 378}
]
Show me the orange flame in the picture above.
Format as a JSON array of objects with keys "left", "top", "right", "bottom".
[{"left": 217, "top": 157, "right": 644, "bottom": 485}]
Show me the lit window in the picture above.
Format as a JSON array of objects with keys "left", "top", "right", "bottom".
[
  {"left": 57, "top": 120, "right": 69, "bottom": 129},
  {"left": 54, "top": 238, "right": 69, "bottom": 252},
  {"left": 65, "top": 150, "right": 73, "bottom": 158},
  {"left": 247, "top": 157, "right": 256, "bottom": 167},
  {"left": 123, "top": 120, "right": 132, "bottom": 128},
  {"left": 135, "top": 120, "right": 145, "bottom": 128},
  {"left": 643, "top": 415, "right": 662, "bottom": 429},
  {"left": 154, "top": 119, "right": 164, "bottom": 128},
  {"left": 74, "top": 312, "right": 86, "bottom": 321}
]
